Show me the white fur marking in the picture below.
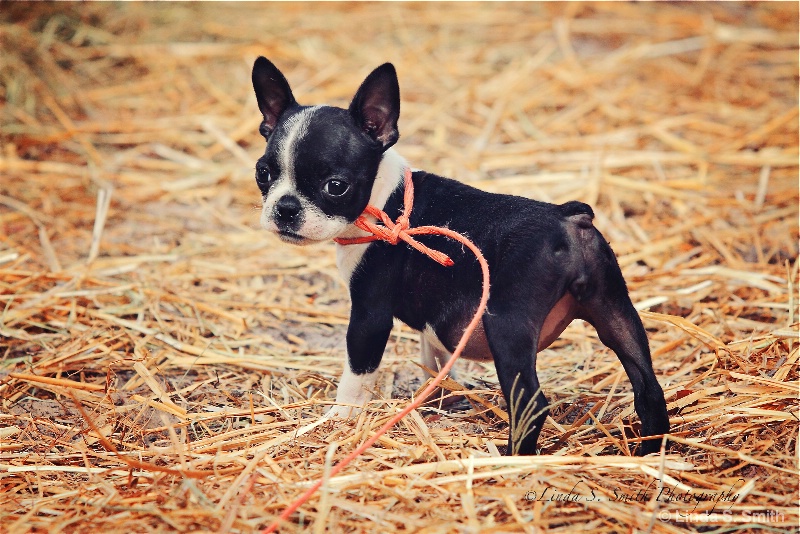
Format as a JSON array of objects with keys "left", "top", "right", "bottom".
[
  {"left": 423, "top": 324, "right": 450, "bottom": 355},
  {"left": 327, "top": 366, "right": 379, "bottom": 418},
  {"left": 278, "top": 107, "right": 319, "bottom": 184},
  {"left": 421, "top": 324, "right": 451, "bottom": 371}
]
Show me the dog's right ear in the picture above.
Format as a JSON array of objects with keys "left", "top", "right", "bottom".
[{"left": 252, "top": 57, "right": 297, "bottom": 138}]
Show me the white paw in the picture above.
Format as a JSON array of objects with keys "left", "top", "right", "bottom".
[{"left": 329, "top": 366, "right": 377, "bottom": 419}]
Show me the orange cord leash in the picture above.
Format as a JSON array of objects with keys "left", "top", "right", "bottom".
[{"left": 261, "top": 168, "right": 490, "bottom": 533}]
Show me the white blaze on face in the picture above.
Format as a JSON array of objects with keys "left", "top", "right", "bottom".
[{"left": 260, "top": 106, "right": 349, "bottom": 242}]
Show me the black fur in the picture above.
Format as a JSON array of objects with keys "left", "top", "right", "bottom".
[{"left": 348, "top": 172, "right": 670, "bottom": 455}]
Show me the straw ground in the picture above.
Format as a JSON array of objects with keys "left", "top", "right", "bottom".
[{"left": 1, "top": 3, "right": 797, "bottom": 533}]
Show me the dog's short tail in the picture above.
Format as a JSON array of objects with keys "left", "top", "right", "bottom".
[
  {"left": 560, "top": 200, "right": 594, "bottom": 221},
  {"left": 561, "top": 201, "right": 596, "bottom": 302}
]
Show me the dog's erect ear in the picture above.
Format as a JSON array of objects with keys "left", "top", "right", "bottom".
[
  {"left": 252, "top": 57, "right": 297, "bottom": 138},
  {"left": 349, "top": 63, "right": 400, "bottom": 150}
]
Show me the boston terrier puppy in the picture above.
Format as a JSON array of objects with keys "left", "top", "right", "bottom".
[{"left": 251, "top": 57, "right": 670, "bottom": 455}]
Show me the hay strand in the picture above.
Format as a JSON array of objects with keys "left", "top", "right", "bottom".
[{"left": 1, "top": 3, "right": 797, "bottom": 533}]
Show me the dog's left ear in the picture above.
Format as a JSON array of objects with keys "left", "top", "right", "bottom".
[{"left": 349, "top": 63, "right": 400, "bottom": 150}]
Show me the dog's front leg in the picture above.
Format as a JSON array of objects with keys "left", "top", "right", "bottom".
[{"left": 327, "top": 293, "right": 394, "bottom": 419}]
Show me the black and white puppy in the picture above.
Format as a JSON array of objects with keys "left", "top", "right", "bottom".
[{"left": 251, "top": 58, "right": 670, "bottom": 455}]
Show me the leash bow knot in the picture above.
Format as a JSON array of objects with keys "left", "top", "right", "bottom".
[{"left": 334, "top": 168, "right": 454, "bottom": 267}]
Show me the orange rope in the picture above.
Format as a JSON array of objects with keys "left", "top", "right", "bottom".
[
  {"left": 261, "top": 168, "right": 490, "bottom": 533},
  {"left": 333, "top": 169, "right": 454, "bottom": 267}
]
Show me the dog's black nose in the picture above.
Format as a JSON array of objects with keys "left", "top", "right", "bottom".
[{"left": 275, "top": 195, "right": 302, "bottom": 224}]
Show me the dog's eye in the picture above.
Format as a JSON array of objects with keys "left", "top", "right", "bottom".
[
  {"left": 323, "top": 179, "right": 349, "bottom": 197},
  {"left": 256, "top": 166, "right": 271, "bottom": 187}
]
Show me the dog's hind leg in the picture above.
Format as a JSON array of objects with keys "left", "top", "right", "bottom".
[
  {"left": 580, "top": 298, "right": 669, "bottom": 454},
  {"left": 421, "top": 327, "right": 451, "bottom": 373},
  {"left": 574, "top": 231, "right": 670, "bottom": 455}
]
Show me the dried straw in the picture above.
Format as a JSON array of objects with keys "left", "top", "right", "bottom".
[{"left": 1, "top": 3, "right": 797, "bottom": 533}]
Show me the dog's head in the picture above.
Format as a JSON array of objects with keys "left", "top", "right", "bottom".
[{"left": 251, "top": 58, "right": 400, "bottom": 244}]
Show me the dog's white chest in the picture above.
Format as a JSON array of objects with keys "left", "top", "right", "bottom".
[{"left": 336, "top": 242, "right": 370, "bottom": 285}]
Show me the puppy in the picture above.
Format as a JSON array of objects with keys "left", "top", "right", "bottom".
[{"left": 251, "top": 58, "right": 669, "bottom": 455}]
